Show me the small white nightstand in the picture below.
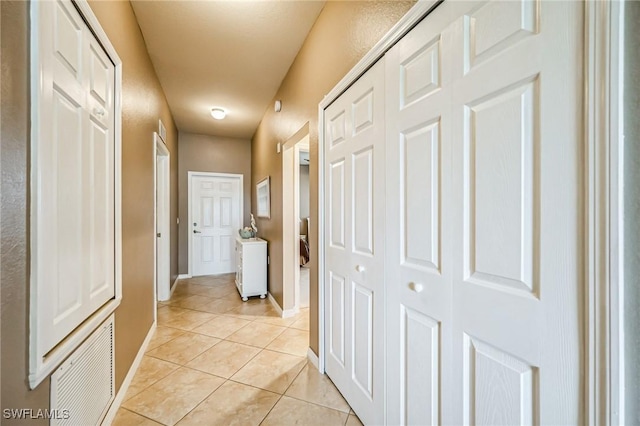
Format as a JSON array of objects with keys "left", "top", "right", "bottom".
[{"left": 235, "top": 237, "right": 267, "bottom": 301}]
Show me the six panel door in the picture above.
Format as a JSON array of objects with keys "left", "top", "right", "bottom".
[
  {"left": 191, "top": 176, "right": 241, "bottom": 276},
  {"left": 37, "top": 0, "right": 116, "bottom": 354}
]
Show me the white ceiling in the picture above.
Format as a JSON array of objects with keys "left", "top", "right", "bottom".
[{"left": 130, "top": 0, "right": 326, "bottom": 139}]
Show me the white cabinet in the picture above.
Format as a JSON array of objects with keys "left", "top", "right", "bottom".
[{"left": 235, "top": 237, "right": 267, "bottom": 301}]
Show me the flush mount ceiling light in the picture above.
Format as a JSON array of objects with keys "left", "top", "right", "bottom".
[{"left": 210, "top": 108, "right": 226, "bottom": 120}]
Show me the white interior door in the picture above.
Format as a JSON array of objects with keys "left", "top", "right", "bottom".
[
  {"left": 191, "top": 174, "right": 241, "bottom": 276},
  {"left": 450, "top": 1, "right": 583, "bottom": 424},
  {"left": 384, "top": 4, "right": 455, "bottom": 424},
  {"left": 324, "top": 59, "right": 385, "bottom": 425},
  {"left": 36, "top": 0, "right": 116, "bottom": 354},
  {"left": 384, "top": 1, "right": 584, "bottom": 424}
]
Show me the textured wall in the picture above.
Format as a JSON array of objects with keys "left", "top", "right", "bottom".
[
  {"left": 87, "top": 0, "right": 180, "bottom": 390},
  {"left": 178, "top": 132, "right": 252, "bottom": 274},
  {"left": 1, "top": 2, "right": 51, "bottom": 422},
  {"left": 0, "top": 1, "right": 180, "bottom": 415},
  {"left": 250, "top": 1, "right": 415, "bottom": 354},
  {"left": 300, "top": 165, "right": 310, "bottom": 219}
]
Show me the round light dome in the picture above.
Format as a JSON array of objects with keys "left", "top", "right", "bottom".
[{"left": 210, "top": 108, "right": 226, "bottom": 120}]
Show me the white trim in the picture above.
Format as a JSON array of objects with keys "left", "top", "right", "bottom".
[
  {"left": 187, "top": 171, "right": 244, "bottom": 277},
  {"left": 317, "top": 0, "right": 438, "bottom": 376},
  {"left": 584, "top": 1, "right": 625, "bottom": 424},
  {"left": 307, "top": 348, "right": 320, "bottom": 371},
  {"left": 282, "top": 126, "right": 310, "bottom": 313},
  {"left": 154, "top": 133, "right": 171, "bottom": 304},
  {"left": 267, "top": 292, "right": 298, "bottom": 319},
  {"left": 102, "top": 321, "right": 157, "bottom": 426},
  {"left": 28, "top": 0, "right": 123, "bottom": 388},
  {"left": 177, "top": 274, "right": 192, "bottom": 280},
  {"left": 170, "top": 276, "right": 180, "bottom": 298}
]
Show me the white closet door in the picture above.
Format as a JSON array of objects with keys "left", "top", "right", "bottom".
[
  {"left": 384, "top": 4, "right": 456, "bottom": 424},
  {"left": 37, "top": 0, "right": 116, "bottom": 354},
  {"left": 324, "top": 59, "right": 385, "bottom": 425},
  {"left": 384, "top": 0, "right": 584, "bottom": 424},
  {"left": 450, "top": 1, "right": 583, "bottom": 424}
]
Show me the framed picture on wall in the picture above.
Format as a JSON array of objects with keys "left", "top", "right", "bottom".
[{"left": 256, "top": 176, "right": 270, "bottom": 218}]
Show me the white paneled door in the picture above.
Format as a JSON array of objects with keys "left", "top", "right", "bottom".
[
  {"left": 383, "top": 1, "right": 584, "bottom": 425},
  {"left": 191, "top": 175, "right": 241, "bottom": 276},
  {"left": 36, "top": 0, "right": 116, "bottom": 355},
  {"left": 384, "top": 3, "right": 455, "bottom": 424},
  {"left": 324, "top": 60, "right": 386, "bottom": 425}
]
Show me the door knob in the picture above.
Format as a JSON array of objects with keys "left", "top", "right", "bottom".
[
  {"left": 193, "top": 230, "right": 201, "bottom": 234},
  {"left": 93, "top": 107, "right": 105, "bottom": 117},
  {"left": 355, "top": 265, "right": 365, "bottom": 272},
  {"left": 409, "top": 282, "right": 424, "bottom": 293}
]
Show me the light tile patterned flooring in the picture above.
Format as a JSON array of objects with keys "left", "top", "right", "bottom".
[{"left": 113, "top": 274, "right": 361, "bottom": 426}]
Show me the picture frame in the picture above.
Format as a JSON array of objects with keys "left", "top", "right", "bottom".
[{"left": 256, "top": 176, "right": 270, "bottom": 218}]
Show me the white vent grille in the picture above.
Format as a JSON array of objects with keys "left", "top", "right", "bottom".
[{"left": 51, "top": 315, "right": 115, "bottom": 426}]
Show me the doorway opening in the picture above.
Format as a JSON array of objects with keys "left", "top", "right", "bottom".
[
  {"left": 155, "top": 133, "right": 171, "bottom": 303},
  {"left": 282, "top": 125, "right": 310, "bottom": 317}
]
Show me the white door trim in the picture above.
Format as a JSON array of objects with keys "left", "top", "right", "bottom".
[
  {"left": 584, "top": 1, "right": 625, "bottom": 424},
  {"left": 282, "top": 126, "right": 310, "bottom": 314},
  {"left": 316, "top": 1, "right": 623, "bottom": 422},
  {"left": 154, "top": 133, "right": 170, "bottom": 305},
  {"left": 187, "top": 171, "right": 244, "bottom": 277}
]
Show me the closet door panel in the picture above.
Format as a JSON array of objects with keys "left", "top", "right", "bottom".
[
  {"left": 325, "top": 59, "right": 385, "bottom": 426},
  {"left": 36, "top": 0, "right": 116, "bottom": 355},
  {"left": 385, "top": 4, "right": 456, "bottom": 424},
  {"left": 451, "top": 1, "right": 583, "bottom": 424}
]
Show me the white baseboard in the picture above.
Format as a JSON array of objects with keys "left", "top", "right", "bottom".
[
  {"left": 267, "top": 292, "right": 298, "bottom": 318},
  {"left": 267, "top": 292, "right": 283, "bottom": 316},
  {"left": 170, "top": 276, "right": 180, "bottom": 297},
  {"left": 307, "top": 348, "right": 319, "bottom": 370},
  {"left": 177, "top": 274, "right": 191, "bottom": 279},
  {"left": 102, "top": 321, "right": 157, "bottom": 425}
]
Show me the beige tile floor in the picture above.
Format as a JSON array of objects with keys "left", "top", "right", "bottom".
[{"left": 113, "top": 274, "right": 362, "bottom": 426}]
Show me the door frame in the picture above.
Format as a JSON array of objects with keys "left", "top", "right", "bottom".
[
  {"left": 316, "top": 0, "right": 624, "bottom": 422},
  {"left": 282, "top": 125, "right": 310, "bottom": 316},
  {"left": 187, "top": 171, "right": 244, "bottom": 277},
  {"left": 154, "top": 133, "right": 171, "bottom": 305}
]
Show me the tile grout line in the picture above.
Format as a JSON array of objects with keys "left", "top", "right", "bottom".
[{"left": 119, "top": 275, "right": 318, "bottom": 425}]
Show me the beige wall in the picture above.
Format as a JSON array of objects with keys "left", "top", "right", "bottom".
[
  {"left": 178, "top": 132, "right": 252, "bottom": 274},
  {"left": 88, "top": 0, "right": 180, "bottom": 391},
  {"left": 1, "top": 2, "right": 50, "bottom": 421},
  {"left": 1, "top": 1, "right": 180, "bottom": 415},
  {"left": 300, "top": 165, "right": 310, "bottom": 218},
  {"left": 251, "top": 1, "right": 415, "bottom": 354}
]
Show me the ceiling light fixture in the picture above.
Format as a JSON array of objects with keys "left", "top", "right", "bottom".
[{"left": 210, "top": 108, "right": 226, "bottom": 120}]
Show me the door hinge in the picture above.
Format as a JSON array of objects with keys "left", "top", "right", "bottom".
[{"left": 157, "top": 233, "right": 161, "bottom": 238}]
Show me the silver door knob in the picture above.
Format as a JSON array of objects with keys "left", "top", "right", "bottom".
[
  {"left": 355, "top": 265, "right": 365, "bottom": 272},
  {"left": 193, "top": 230, "right": 201, "bottom": 234},
  {"left": 93, "top": 107, "right": 105, "bottom": 117},
  {"left": 409, "top": 282, "right": 424, "bottom": 293}
]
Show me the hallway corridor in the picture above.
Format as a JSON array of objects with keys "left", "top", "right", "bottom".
[{"left": 112, "top": 274, "right": 360, "bottom": 426}]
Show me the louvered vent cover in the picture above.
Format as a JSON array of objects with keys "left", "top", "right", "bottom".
[{"left": 50, "top": 315, "right": 115, "bottom": 426}]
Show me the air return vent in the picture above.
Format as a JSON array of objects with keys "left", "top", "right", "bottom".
[{"left": 50, "top": 315, "right": 115, "bottom": 426}]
